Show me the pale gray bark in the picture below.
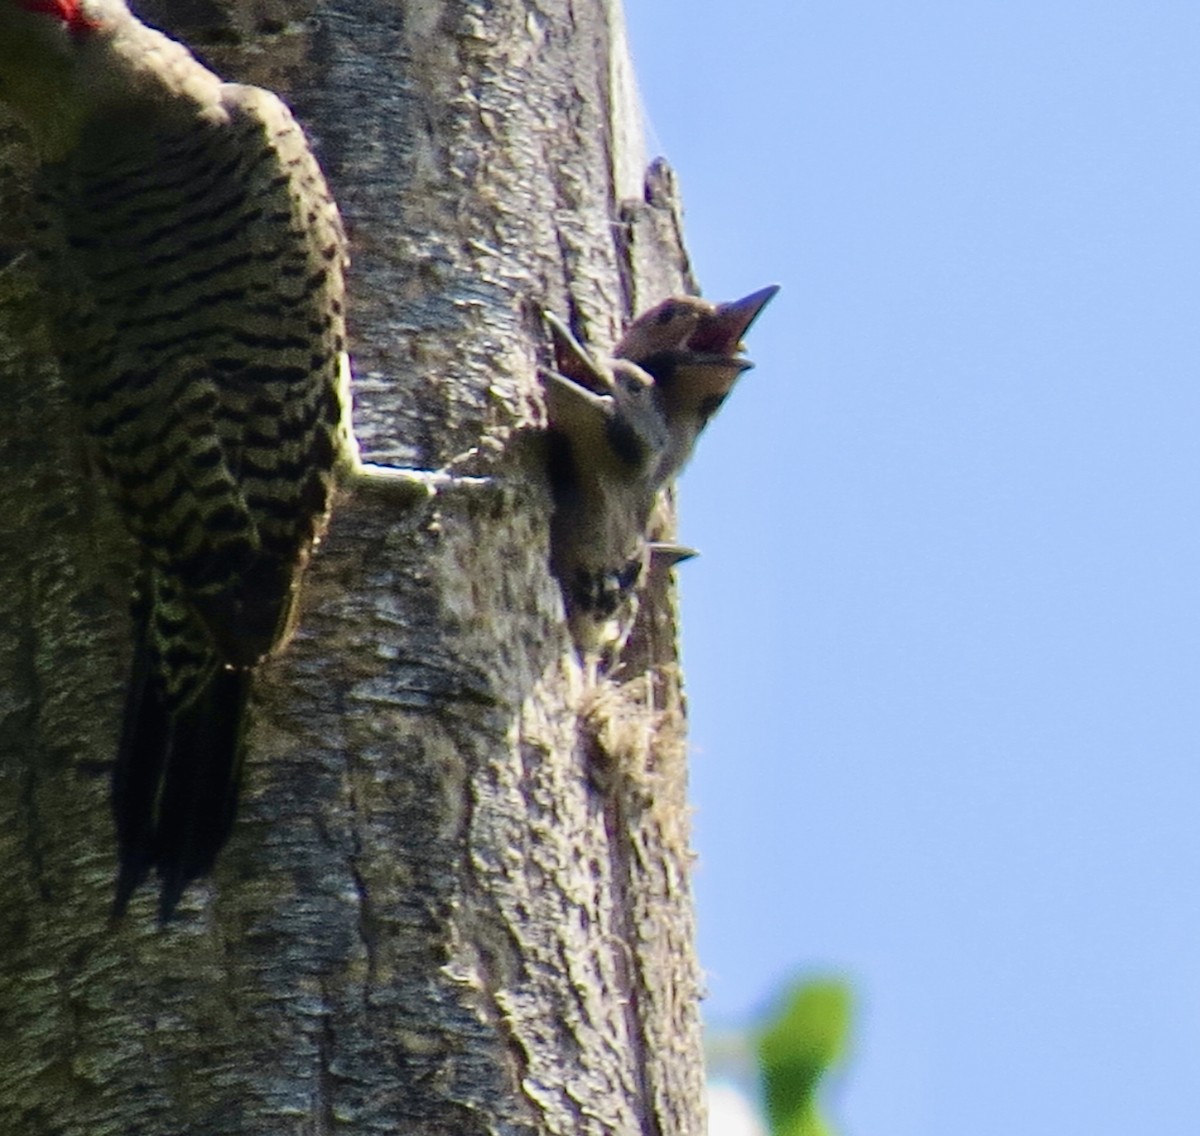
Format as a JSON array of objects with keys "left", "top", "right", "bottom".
[{"left": 0, "top": 2, "right": 704, "bottom": 1133}]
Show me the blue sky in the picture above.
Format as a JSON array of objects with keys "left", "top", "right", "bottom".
[{"left": 625, "top": 3, "right": 1200, "bottom": 1133}]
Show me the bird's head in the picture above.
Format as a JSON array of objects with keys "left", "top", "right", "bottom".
[
  {"left": 542, "top": 312, "right": 668, "bottom": 479},
  {"left": 0, "top": 1, "right": 116, "bottom": 66},
  {"left": 0, "top": 0, "right": 211, "bottom": 162},
  {"left": 11, "top": 0, "right": 103, "bottom": 34},
  {"left": 612, "top": 296, "right": 705, "bottom": 363},
  {"left": 0, "top": 0, "right": 121, "bottom": 157},
  {"left": 615, "top": 285, "right": 779, "bottom": 479}
]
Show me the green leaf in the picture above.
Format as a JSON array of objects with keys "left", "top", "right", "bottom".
[{"left": 757, "top": 978, "right": 852, "bottom": 1136}]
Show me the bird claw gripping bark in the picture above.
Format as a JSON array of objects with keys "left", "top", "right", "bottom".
[
  {"left": 0, "top": 0, "right": 353, "bottom": 918},
  {"left": 352, "top": 462, "right": 495, "bottom": 504},
  {"left": 541, "top": 286, "right": 778, "bottom": 663}
]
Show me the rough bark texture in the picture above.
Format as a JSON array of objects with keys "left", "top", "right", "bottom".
[{"left": 0, "top": 1, "right": 704, "bottom": 1133}]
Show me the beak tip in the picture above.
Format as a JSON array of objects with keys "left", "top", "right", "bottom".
[
  {"left": 724, "top": 283, "right": 780, "bottom": 325},
  {"left": 691, "top": 284, "right": 779, "bottom": 353}
]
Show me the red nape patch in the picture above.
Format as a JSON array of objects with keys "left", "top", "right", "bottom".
[{"left": 20, "top": 0, "right": 101, "bottom": 35}]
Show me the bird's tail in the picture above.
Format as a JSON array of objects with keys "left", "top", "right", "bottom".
[{"left": 111, "top": 595, "right": 250, "bottom": 921}]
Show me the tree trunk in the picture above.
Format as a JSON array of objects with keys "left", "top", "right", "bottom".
[{"left": 0, "top": 2, "right": 704, "bottom": 1132}]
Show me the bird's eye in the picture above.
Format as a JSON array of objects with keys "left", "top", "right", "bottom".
[{"left": 617, "top": 558, "right": 642, "bottom": 591}]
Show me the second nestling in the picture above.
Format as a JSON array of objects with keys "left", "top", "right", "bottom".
[{"left": 541, "top": 286, "right": 778, "bottom": 664}]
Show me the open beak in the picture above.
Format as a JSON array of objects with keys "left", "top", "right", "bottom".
[
  {"left": 543, "top": 311, "right": 614, "bottom": 396},
  {"left": 687, "top": 284, "right": 780, "bottom": 355}
]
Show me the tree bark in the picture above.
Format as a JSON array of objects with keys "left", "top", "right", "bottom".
[{"left": 0, "top": 2, "right": 704, "bottom": 1133}]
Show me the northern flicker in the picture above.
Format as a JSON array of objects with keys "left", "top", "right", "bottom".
[
  {"left": 542, "top": 286, "right": 777, "bottom": 660},
  {"left": 0, "top": 0, "right": 356, "bottom": 917},
  {"left": 543, "top": 314, "right": 666, "bottom": 655},
  {"left": 615, "top": 285, "right": 779, "bottom": 484}
]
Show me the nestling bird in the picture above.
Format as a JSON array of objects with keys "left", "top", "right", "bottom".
[
  {"left": 0, "top": 0, "right": 356, "bottom": 917},
  {"left": 543, "top": 314, "right": 666, "bottom": 656},
  {"left": 615, "top": 285, "right": 779, "bottom": 484},
  {"left": 542, "top": 286, "right": 777, "bottom": 660}
]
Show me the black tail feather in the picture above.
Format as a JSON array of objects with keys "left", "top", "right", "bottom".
[
  {"left": 111, "top": 635, "right": 251, "bottom": 921},
  {"left": 111, "top": 631, "right": 172, "bottom": 917},
  {"left": 153, "top": 666, "right": 249, "bottom": 921}
]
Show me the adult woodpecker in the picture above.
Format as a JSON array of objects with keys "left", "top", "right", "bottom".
[
  {"left": 0, "top": 0, "right": 355, "bottom": 917},
  {"left": 542, "top": 286, "right": 777, "bottom": 659}
]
